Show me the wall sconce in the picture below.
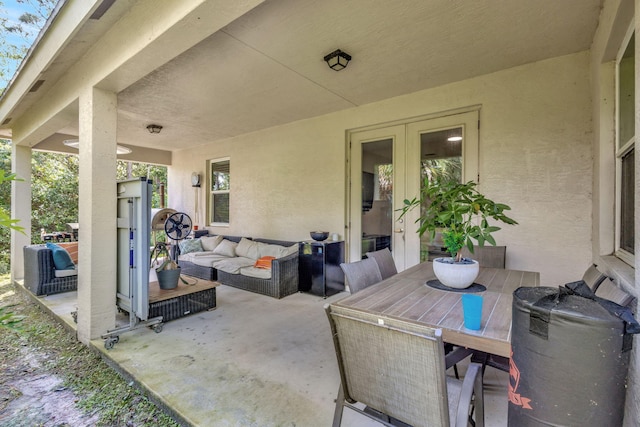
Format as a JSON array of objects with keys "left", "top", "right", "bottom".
[
  {"left": 146, "top": 124, "right": 163, "bottom": 134},
  {"left": 323, "top": 49, "right": 351, "bottom": 71}
]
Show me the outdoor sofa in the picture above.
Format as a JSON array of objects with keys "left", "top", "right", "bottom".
[{"left": 177, "top": 233, "right": 299, "bottom": 299}]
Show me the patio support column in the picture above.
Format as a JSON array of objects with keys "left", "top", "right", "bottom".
[
  {"left": 10, "top": 144, "right": 32, "bottom": 284},
  {"left": 77, "top": 87, "right": 117, "bottom": 344}
]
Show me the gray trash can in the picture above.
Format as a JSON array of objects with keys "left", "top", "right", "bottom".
[{"left": 509, "top": 285, "right": 635, "bottom": 426}]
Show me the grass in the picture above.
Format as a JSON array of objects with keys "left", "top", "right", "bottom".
[{"left": 0, "top": 274, "right": 181, "bottom": 426}]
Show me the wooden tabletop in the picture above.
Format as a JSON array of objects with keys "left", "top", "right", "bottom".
[
  {"left": 148, "top": 277, "right": 219, "bottom": 303},
  {"left": 331, "top": 262, "right": 540, "bottom": 358}
]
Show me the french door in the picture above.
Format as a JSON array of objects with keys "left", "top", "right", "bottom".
[{"left": 347, "top": 109, "right": 479, "bottom": 271}]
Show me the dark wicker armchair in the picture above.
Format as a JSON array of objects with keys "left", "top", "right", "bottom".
[{"left": 23, "top": 244, "right": 78, "bottom": 296}]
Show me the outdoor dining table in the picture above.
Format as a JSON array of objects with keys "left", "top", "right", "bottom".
[{"left": 330, "top": 261, "right": 540, "bottom": 359}]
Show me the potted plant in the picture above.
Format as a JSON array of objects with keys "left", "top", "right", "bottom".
[
  {"left": 151, "top": 242, "right": 181, "bottom": 290},
  {"left": 399, "top": 178, "right": 517, "bottom": 288}
]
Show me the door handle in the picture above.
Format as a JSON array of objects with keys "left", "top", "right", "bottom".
[{"left": 394, "top": 228, "right": 404, "bottom": 233}]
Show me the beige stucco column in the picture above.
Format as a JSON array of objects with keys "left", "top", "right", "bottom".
[
  {"left": 10, "top": 144, "right": 32, "bottom": 284},
  {"left": 76, "top": 87, "right": 117, "bottom": 343}
]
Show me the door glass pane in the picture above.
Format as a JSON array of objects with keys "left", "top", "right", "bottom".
[
  {"left": 420, "top": 127, "right": 463, "bottom": 261},
  {"left": 361, "top": 139, "right": 393, "bottom": 259}
]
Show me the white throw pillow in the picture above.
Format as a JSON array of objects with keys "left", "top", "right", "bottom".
[
  {"left": 200, "top": 235, "right": 224, "bottom": 251},
  {"left": 283, "top": 243, "right": 299, "bottom": 257},
  {"left": 212, "top": 239, "right": 238, "bottom": 257},
  {"left": 235, "top": 238, "right": 261, "bottom": 260}
]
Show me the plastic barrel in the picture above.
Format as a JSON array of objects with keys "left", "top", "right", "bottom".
[{"left": 509, "top": 286, "right": 630, "bottom": 426}]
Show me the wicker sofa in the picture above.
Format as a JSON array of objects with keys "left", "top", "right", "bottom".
[
  {"left": 178, "top": 234, "right": 299, "bottom": 299},
  {"left": 23, "top": 242, "right": 79, "bottom": 296}
]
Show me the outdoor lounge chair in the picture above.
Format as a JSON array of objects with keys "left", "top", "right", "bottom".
[
  {"left": 365, "top": 247, "right": 397, "bottom": 280},
  {"left": 340, "top": 257, "right": 382, "bottom": 294},
  {"left": 325, "top": 303, "right": 484, "bottom": 427}
]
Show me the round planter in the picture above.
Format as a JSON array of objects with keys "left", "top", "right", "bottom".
[
  {"left": 157, "top": 267, "right": 181, "bottom": 290},
  {"left": 432, "top": 257, "right": 479, "bottom": 289}
]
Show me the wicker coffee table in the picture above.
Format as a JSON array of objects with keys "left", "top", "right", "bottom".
[{"left": 148, "top": 276, "right": 218, "bottom": 322}]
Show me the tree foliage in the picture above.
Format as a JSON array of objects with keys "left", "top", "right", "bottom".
[
  {"left": 1, "top": 0, "right": 57, "bottom": 92},
  {"left": 0, "top": 138, "right": 167, "bottom": 274}
]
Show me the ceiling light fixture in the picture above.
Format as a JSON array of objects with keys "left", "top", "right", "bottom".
[
  {"left": 447, "top": 136, "right": 463, "bottom": 142},
  {"left": 146, "top": 124, "right": 163, "bottom": 134},
  {"left": 63, "top": 139, "right": 132, "bottom": 155},
  {"left": 323, "top": 49, "right": 351, "bottom": 71}
]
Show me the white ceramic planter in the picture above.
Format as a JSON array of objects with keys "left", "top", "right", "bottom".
[{"left": 432, "top": 257, "right": 479, "bottom": 289}]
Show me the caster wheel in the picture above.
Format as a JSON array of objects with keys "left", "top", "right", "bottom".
[
  {"left": 152, "top": 324, "right": 163, "bottom": 333},
  {"left": 104, "top": 337, "right": 118, "bottom": 350}
]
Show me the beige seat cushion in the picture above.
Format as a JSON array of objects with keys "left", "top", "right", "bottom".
[{"left": 213, "top": 256, "right": 254, "bottom": 274}]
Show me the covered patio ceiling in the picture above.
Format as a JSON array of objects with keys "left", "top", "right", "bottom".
[{"left": 1, "top": 0, "right": 603, "bottom": 154}]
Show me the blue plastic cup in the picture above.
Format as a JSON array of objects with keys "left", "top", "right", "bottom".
[{"left": 461, "top": 294, "right": 483, "bottom": 330}]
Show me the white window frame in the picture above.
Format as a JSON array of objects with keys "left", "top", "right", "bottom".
[
  {"left": 208, "top": 157, "right": 230, "bottom": 226},
  {"left": 614, "top": 25, "right": 635, "bottom": 266}
]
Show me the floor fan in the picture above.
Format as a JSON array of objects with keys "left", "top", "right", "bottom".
[
  {"left": 162, "top": 212, "right": 196, "bottom": 286},
  {"left": 164, "top": 212, "right": 193, "bottom": 260}
]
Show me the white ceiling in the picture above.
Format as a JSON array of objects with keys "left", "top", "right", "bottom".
[{"left": 55, "top": 0, "right": 604, "bottom": 152}]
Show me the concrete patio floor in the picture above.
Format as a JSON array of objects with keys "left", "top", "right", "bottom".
[{"left": 28, "top": 283, "right": 510, "bottom": 426}]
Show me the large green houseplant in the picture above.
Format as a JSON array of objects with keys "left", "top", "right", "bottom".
[
  {"left": 400, "top": 178, "right": 517, "bottom": 261},
  {"left": 399, "top": 178, "right": 517, "bottom": 287}
]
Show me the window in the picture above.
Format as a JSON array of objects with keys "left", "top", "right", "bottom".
[
  {"left": 209, "top": 158, "right": 230, "bottom": 225},
  {"left": 616, "top": 30, "right": 635, "bottom": 263}
]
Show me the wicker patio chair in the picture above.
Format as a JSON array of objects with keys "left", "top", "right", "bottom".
[
  {"left": 365, "top": 248, "right": 398, "bottom": 280},
  {"left": 325, "top": 304, "right": 484, "bottom": 427},
  {"left": 340, "top": 258, "right": 382, "bottom": 294}
]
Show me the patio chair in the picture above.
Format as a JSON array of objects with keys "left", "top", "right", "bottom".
[
  {"left": 460, "top": 245, "right": 506, "bottom": 268},
  {"left": 340, "top": 257, "right": 383, "bottom": 294},
  {"left": 365, "top": 247, "right": 398, "bottom": 280},
  {"left": 582, "top": 264, "right": 607, "bottom": 291},
  {"left": 326, "top": 304, "right": 484, "bottom": 427}
]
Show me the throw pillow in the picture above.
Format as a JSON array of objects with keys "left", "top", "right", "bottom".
[
  {"left": 254, "top": 256, "right": 276, "bottom": 269},
  {"left": 179, "top": 238, "right": 204, "bottom": 255},
  {"left": 236, "top": 238, "right": 261, "bottom": 260},
  {"left": 212, "top": 239, "right": 238, "bottom": 257},
  {"left": 200, "top": 235, "right": 224, "bottom": 251},
  {"left": 45, "top": 242, "right": 75, "bottom": 270}
]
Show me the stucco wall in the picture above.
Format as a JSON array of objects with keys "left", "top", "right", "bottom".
[
  {"left": 170, "top": 51, "right": 593, "bottom": 286},
  {"left": 590, "top": 0, "right": 638, "bottom": 424}
]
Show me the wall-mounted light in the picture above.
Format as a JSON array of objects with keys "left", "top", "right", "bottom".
[
  {"left": 146, "top": 124, "right": 163, "bottom": 134},
  {"left": 323, "top": 49, "right": 351, "bottom": 71},
  {"left": 63, "top": 139, "right": 132, "bottom": 155}
]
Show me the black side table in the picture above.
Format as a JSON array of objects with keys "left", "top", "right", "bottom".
[{"left": 298, "top": 240, "right": 345, "bottom": 298}]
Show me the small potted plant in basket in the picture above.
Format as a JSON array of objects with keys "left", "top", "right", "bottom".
[{"left": 399, "top": 178, "right": 517, "bottom": 288}]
